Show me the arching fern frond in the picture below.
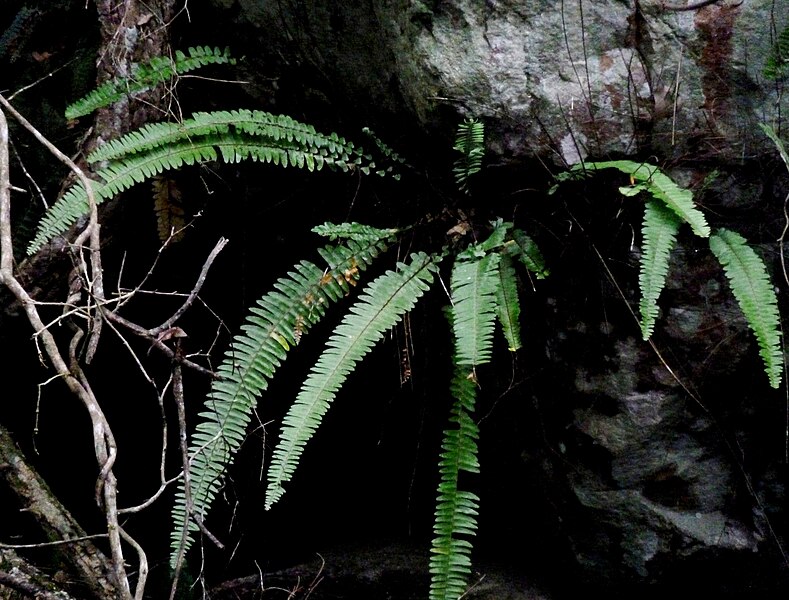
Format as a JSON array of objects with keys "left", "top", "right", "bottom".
[
  {"left": 169, "top": 237, "right": 392, "bottom": 567},
  {"left": 265, "top": 251, "right": 441, "bottom": 509},
  {"left": 639, "top": 199, "right": 681, "bottom": 340},
  {"left": 566, "top": 160, "right": 710, "bottom": 238},
  {"left": 88, "top": 110, "right": 362, "bottom": 164},
  {"left": 453, "top": 118, "right": 484, "bottom": 194},
  {"left": 760, "top": 123, "right": 789, "bottom": 170},
  {"left": 709, "top": 229, "right": 783, "bottom": 389},
  {"left": 430, "top": 358, "right": 480, "bottom": 600},
  {"left": 27, "top": 119, "right": 375, "bottom": 255},
  {"left": 65, "top": 46, "right": 235, "bottom": 120}
]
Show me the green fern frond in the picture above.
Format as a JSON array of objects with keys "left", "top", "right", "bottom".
[
  {"left": 169, "top": 238, "right": 390, "bottom": 567},
  {"left": 430, "top": 359, "right": 480, "bottom": 600},
  {"left": 312, "top": 221, "right": 400, "bottom": 242},
  {"left": 65, "top": 46, "right": 235, "bottom": 120},
  {"left": 571, "top": 161, "right": 710, "bottom": 238},
  {"left": 639, "top": 200, "right": 682, "bottom": 340},
  {"left": 27, "top": 118, "right": 375, "bottom": 255},
  {"left": 760, "top": 123, "right": 789, "bottom": 171},
  {"left": 450, "top": 252, "right": 501, "bottom": 367},
  {"left": 264, "top": 252, "right": 442, "bottom": 509},
  {"left": 494, "top": 253, "right": 523, "bottom": 351},
  {"left": 709, "top": 229, "right": 783, "bottom": 389},
  {"left": 453, "top": 118, "right": 484, "bottom": 194},
  {"left": 88, "top": 110, "right": 361, "bottom": 164},
  {"left": 508, "top": 229, "right": 550, "bottom": 279},
  {"left": 764, "top": 25, "right": 789, "bottom": 80}
]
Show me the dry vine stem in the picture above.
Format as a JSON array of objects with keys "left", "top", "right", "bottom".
[{"left": 0, "top": 101, "right": 136, "bottom": 600}]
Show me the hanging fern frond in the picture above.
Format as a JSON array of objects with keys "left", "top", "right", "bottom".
[
  {"left": 265, "top": 251, "right": 441, "bottom": 510},
  {"left": 639, "top": 200, "right": 682, "bottom": 340},
  {"left": 760, "top": 123, "right": 789, "bottom": 171},
  {"left": 564, "top": 160, "right": 710, "bottom": 238},
  {"left": 27, "top": 119, "right": 377, "bottom": 255},
  {"left": 764, "top": 24, "right": 789, "bottom": 81},
  {"left": 429, "top": 359, "right": 480, "bottom": 600},
  {"left": 450, "top": 251, "right": 501, "bottom": 367},
  {"left": 169, "top": 237, "right": 392, "bottom": 567},
  {"left": 494, "top": 253, "right": 523, "bottom": 351},
  {"left": 453, "top": 118, "right": 484, "bottom": 194},
  {"left": 708, "top": 229, "right": 783, "bottom": 389},
  {"left": 508, "top": 229, "right": 550, "bottom": 279},
  {"left": 65, "top": 46, "right": 235, "bottom": 120},
  {"left": 152, "top": 175, "right": 186, "bottom": 243}
]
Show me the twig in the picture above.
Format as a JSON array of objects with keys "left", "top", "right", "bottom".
[
  {"left": 0, "top": 100, "right": 131, "bottom": 600},
  {"left": 150, "top": 237, "right": 228, "bottom": 336}
]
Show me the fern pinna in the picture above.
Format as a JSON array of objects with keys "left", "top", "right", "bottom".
[
  {"left": 169, "top": 229, "right": 395, "bottom": 567},
  {"left": 27, "top": 110, "right": 383, "bottom": 254}
]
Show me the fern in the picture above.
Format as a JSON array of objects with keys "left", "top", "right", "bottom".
[
  {"left": 65, "top": 46, "right": 235, "bottom": 120},
  {"left": 430, "top": 248, "right": 500, "bottom": 599},
  {"left": 760, "top": 123, "right": 789, "bottom": 171},
  {"left": 494, "top": 253, "right": 523, "bottom": 351},
  {"left": 27, "top": 115, "right": 377, "bottom": 255},
  {"left": 312, "top": 221, "right": 400, "bottom": 242},
  {"left": 708, "top": 229, "right": 783, "bottom": 389},
  {"left": 264, "top": 252, "right": 441, "bottom": 509},
  {"left": 152, "top": 175, "right": 186, "bottom": 243},
  {"left": 764, "top": 24, "right": 789, "bottom": 81},
  {"left": 565, "top": 160, "right": 710, "bottom": 238},
  {"left": 453, "top": 118, "right": 484, "bottom": 194},
  {"left": 169, "top": 236, "right": 393, "bottom": 567},
  {"left": 450, "top": 252, "right": 501, "bottom": 366},
  {"left": 508, "top": 229, "right": 550, "bottom": 279},
  {"left": 430, "top": 361, "right": 480, "bottom": 600},
  {"left": 639, "top": 200, "right": 682, "bottom": 340}
]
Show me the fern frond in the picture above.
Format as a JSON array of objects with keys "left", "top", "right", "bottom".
[
  {"left": 312, "top": 221, "right": 400, "bottom": 242},
  {"left": 508, "top": 229, "right": 549, "bottom": 279},
  {"left": 760, "top": 123, "right": 789, "bottom": 171},
  {"left": 450, "top": 252, "right": 501, "bottom": 367},
  {"left": 65, "top": 46, "right": 235, "bottom": 120},
  {"left": 764, "top": 25, "right": 789, "bottom": 80},
  {"left": 494, "top": 253, "right": 522, "bottom": 351},
  {"left": 639, "top": 200, "right": 681, "bottom": 340},
  {"left": 453, "top": 118, "right": 484, "bottom": 194},
  {"left": 430, "top": 359, "right": 480, "bottom": 600},
  {"left": 264, "top": 252, "right": 441, "bottom": 509},
  {"left": 152, "top": 175, "right": 186, "bottom": 243},
  {"left": 88, "top": 110, "right": 362, "bottom": 164},
  {"left": 27, "top": 121, "right": 374, "bottom": 255},
  {"left": 709, "top": 229, "right": 783, "bottom": 389},
  {"left": 362, "top": 126, "right": 406, "bottom": 180},
  {"left": 574, "top": 161, "right": 710, "bottom": 238},
  {"left": 169, "top": 238, "right": 391, "bottom": 567}
]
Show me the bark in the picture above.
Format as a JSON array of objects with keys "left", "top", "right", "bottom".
[
  {"left": 0, "top": 424, "right": 116, "bottom": 600},
  {"left": 0, "top": 548, "right": 78, "bottom": 600}
]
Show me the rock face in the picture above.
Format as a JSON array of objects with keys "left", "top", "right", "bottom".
[
  {"left": 198, "top": 0, "right": 789, "bottom": 593},
  {"left": 210, "top": 0, "right": 787, "bottom": 164}
]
